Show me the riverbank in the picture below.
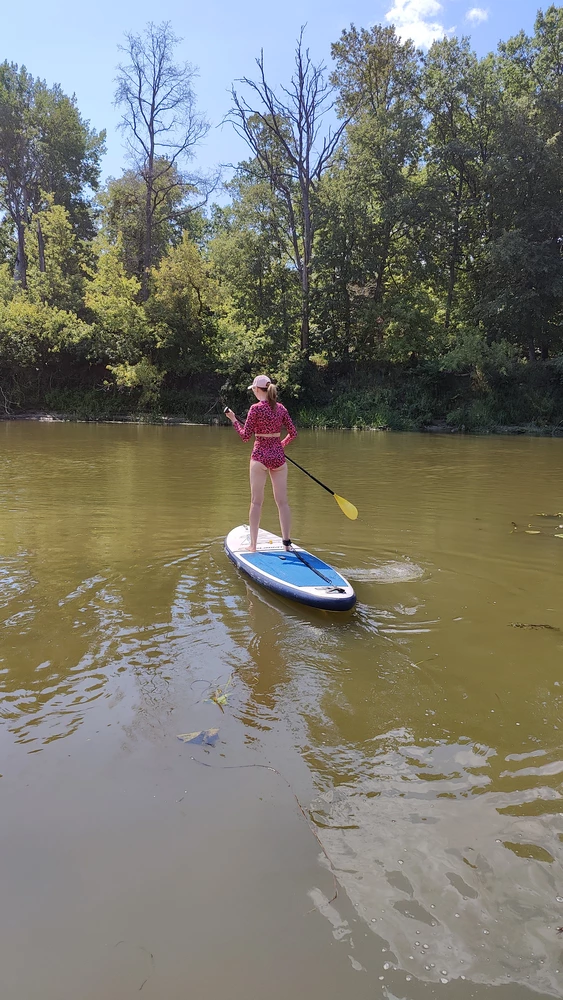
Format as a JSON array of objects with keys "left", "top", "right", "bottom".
[
  {"left": 2, "top": 359, "right": 563, "bottom": 433},
  {"left": 2, "top": 409, "right": 563, "bottom": 436}
]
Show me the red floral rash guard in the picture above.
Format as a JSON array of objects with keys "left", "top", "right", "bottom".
[{"left": 233, "top": 400, "right": 297, "bottom": 469}]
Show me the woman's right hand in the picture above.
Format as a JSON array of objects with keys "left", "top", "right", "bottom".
[{"left": 224, "top": 408, "right": 236, "bottom": 423}]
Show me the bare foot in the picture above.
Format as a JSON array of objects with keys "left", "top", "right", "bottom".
[{"left": 242, "top": 546, "right": 257, "bottom": 553}]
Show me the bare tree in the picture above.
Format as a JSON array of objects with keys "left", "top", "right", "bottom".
[
  {"left": 115, "top": 22, "right": 211, "bottom": 298},
  {"left": 229, "top": 30, "right": 349, "bottom": 353}
]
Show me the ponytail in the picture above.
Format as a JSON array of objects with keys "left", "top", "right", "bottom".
[{"left": 266, "top": 382, "right": 278, "bottom": 410}]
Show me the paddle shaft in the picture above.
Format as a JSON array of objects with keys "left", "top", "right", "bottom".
[
  {"left": 285, "top": 455, "right": 335, "bottom": 497},
  {"left": 289, "top": 547, "right": 334, "bottom": 586}
]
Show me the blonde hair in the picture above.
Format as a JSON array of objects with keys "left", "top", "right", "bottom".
[{"left": 266, "top": 382, "right": 278, "bottom": 410}]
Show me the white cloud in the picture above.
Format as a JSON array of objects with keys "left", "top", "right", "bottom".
[
  {"left": 466, "top": 7, "right": 489, "bottom": 24},
  {"left": 384, "top": 0, "right": 452, "bottom": 48}
]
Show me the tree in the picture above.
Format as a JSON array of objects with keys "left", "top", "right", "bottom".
[
  {"left": 25, "top": 197, "right": 85, "bottom": 312},
  {"left": 421, "top": 39, "right": 500, "bottom": 330},
  {"left": 475, "top": 231, "right": 563, "bottom": 357},
  {"left": 147, "top": 231, "right": 221, "bottom": 374},
  {"left": 0, "top": 61, "right": 105, "bottom": 286},
  {"left": 330, "top": 25, "right": 424, "bottom": 305},
  {"left": 209, "top": 169, "right": 300, "bottom": 355},
  {"left": 114, "top": 21, "right": 210, "bottom": 299},
  {"left": 324, "top": 25, "right": 425, "bottom": 358},
  {"left": 499, "top": 5, "right": 563, "bottom": 136},
  {"left": 474, "top": 9, "right": 563, "bottom": 357},
  {"left": 229, "top": 30, "right": 348, "bottom": 352},
  {"left": 98, "top": 160, "right": 199, "bottom": 280},
  {"left": 84, "top": 236, "right": 152, "bottom": 364}
]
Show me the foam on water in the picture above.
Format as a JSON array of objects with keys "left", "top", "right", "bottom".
[{"left": 342, "top": 561, "right": 426, "bottom": 584}]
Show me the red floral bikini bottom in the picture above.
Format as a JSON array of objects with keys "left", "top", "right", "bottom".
[{"left": 251, "top": 438, "right": 286, "bottom": 470}]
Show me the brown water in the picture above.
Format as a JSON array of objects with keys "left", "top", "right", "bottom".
[{"left": 1, "top": 422, "right": 562, "bottom": 1000}]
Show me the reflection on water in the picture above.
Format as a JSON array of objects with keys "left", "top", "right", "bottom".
[
  {"left": 1, "top": 423, "right": 562, "bottom": 998},
  {"left": 311, "top": 734, "right": 563, "bottom": 995}
]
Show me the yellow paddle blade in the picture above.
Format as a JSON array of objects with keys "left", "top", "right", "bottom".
[{"left": 334, "top": 494, "right": 358, "bottom": 520}]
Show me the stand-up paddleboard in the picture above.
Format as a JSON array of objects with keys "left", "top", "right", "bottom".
[{"left": 225, "top": 526, "right": 356, "bottom": 612}]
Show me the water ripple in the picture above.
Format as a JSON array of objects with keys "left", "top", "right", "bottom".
[
  {"left": 310, "top": 730, "right": 563, "bottom": 997},
  {"left": 340, "top": 560, "right": 426, "bottom": 584}
]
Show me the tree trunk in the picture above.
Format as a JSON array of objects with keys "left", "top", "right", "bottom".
[
  {"left": 445, "top": 176, "right": 463, "bottom": 331},
  {"left": 374, "top": 221, "right": 392, "bottom": 304},
  {"left": 300, "top": 280, "right": 310, "bottom": 353},
  {"left": 445, "top": 252, "right": 456, "bottom": 331},
  {"left": 37, "top": 217, "right": 46, "bottom": 272},
  {"left": 14, "top": 218, "right": 27, "bottom": 287},
  {"left": 142, "top": 171, "right": 153, "bottom": 301},
  {"left": 300, "top": 185, "right": 312, "bottom": 354}
]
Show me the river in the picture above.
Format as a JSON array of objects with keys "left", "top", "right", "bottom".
[{"left": 1, "top": 422, "right": 562, "bottom": 1000}]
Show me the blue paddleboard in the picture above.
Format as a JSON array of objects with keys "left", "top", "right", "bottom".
[{"left": 225, "top": 526, "right": 356, "bottom": 612}]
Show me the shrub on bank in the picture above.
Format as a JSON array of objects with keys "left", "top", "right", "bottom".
[{"left": 4, "top": 358, "right": 563, "bottom": 432}]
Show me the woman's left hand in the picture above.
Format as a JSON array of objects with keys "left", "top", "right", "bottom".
[{"left": 224, "top": 408, "right": 236, "bottom": 423}]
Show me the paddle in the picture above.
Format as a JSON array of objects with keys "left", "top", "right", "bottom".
[
  {"left": 281, "top": 545, "right": 339, "bottom": 587},
  {"left": 285, "top": 455, "right": 358, "bottom": 520}
]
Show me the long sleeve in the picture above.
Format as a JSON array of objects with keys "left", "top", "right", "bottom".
[
  {"left": 281, "top": 406, "right": 297, "bottom": 448},
  {"left": 233, "top": 405, "right": 259, "bottom": 442}
]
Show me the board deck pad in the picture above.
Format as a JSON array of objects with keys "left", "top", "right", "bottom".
[
  {"left": 224, "top": 525, "right": 356, "bottom": 612},
  {"left": 243, "top": 549, "right": 346, "bottom": 588}
]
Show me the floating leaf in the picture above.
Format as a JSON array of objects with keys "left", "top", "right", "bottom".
[
  {"left": 555, "top": 534, "right": 563, "bottom": 539},
  {"left": 177, "top": 728, "right": 219, "bottom": 745},
  {"left": 525, "top": 530, "right": 540, "bottom": 534}
]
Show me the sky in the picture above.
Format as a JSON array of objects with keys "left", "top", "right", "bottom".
[{"left": 2, "top": 0, "right": 539, "bottom": 189}]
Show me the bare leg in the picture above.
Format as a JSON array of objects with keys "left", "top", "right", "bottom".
[
  {"left": 247, "top": 460, "right": 268, "bottom": 551},
  {"left": 270, "top": 462, "right": 291, "bottom": 546}
]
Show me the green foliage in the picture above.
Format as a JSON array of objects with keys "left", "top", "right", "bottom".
[
  {"left": 25, "top": 197, "right": 85, "bottom": 312},
  {"left": 83, "top": 236, "right": 152, "bottom": 363},
  {"left": 475, "top": 232, "right": 563, "bottom": 353},
  {"left": 436, "top": 328, "right": 521, "bottom": 376},
  {"left": 0, "top": 263, "right": 16, "bottom": 302},
  {"left": 0, "top": 297, "right": 88, "bottom": 369},
  {"left": 147, "top": 231, "right": 221, "bottom": 374},
  {"left": 209, "top": 173, "right": 300, "bottom": 357},
  {"left": 0, "top": 59, "right": 105, "bottom": 276},
  {"left": 98, "top": 161, "right": 194, "bottom": 280},
  {"left": 43, "top": 387, "right": 134, "bottom": 418},
  {"left": 107, "top": 358, "right": 164, "bottom": 406},
  {"left": 3, "top": 13, "right": 563, "bottom": 431}
]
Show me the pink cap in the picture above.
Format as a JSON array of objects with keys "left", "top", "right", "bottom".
[{"left": 247, "top": 374, "right": 271, "bottom": 389}]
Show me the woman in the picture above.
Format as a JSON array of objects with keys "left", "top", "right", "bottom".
[{"left": 225, "top": 375, "right": 297, "bottom": 553}]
